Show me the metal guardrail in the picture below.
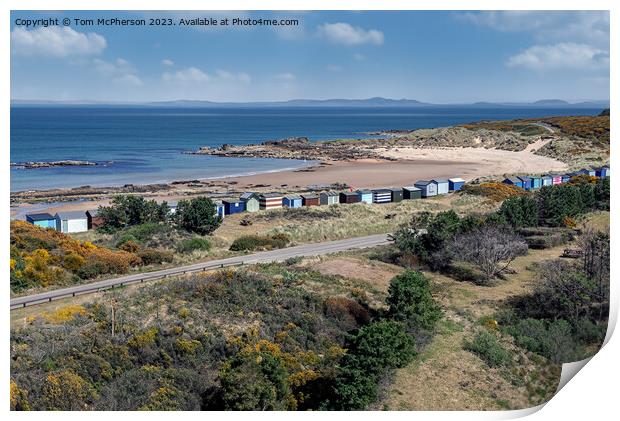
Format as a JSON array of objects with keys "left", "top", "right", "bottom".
[{"left": 10, "top": 261, "right": 245, "bottom": 310}]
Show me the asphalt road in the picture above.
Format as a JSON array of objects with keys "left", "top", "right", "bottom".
[{"left": 10, "top": 233, "right": 391, "bottom": 310}]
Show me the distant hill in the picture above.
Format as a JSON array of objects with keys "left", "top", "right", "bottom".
[{"left": 11, "top": 97, "right": 609, "bottom": 109}]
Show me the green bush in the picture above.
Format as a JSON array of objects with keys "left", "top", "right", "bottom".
[
  {"left": 464, "top": 330, "right": 512, "bottom": 367},
  {"left": 175, "top": 197, "right": 222, "bottom": 235},
  {"left": 498, "top": 195, "right": 538, "bottom": 228},
  {"left": 176, "top": 237, "right": 211, "bottom": 254},
  {"left": 504, "top": 318, "right": 579, "bottom": 363},
  {"left": 115, "top": 233, "right": 140, "bottom": 248},
  {"left": 330, "top": 320, "right": 416, "bottom": 410},
  {"left": 386, "top": 270, "right": 442, "bottom": 331},
  {"left": 137, "top": 248, "right": 174, "bottom": 265},
  {"left": 229, "top": 233, "right": 290, "bottom": 252}
]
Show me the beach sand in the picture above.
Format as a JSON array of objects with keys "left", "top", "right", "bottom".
[{"left": 11, "top": 142, "right": 566, "bottom": 218}]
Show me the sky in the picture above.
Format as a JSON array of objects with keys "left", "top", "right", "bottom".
[{"left": 10, "top": 10, "right": 610, "bottom": 103}]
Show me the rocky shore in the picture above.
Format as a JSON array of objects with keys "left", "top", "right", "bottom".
[{"left": 11, "top": 160, "right": 100, "bottom": 169}]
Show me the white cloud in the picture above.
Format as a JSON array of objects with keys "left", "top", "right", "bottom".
[
  {"left": 460, "top": 11, "right": 609, "bottom": 47},
  {"left": 317, "top": 22, "right": 384, "bottom": 46},
  {"left": 161, "top": 59, "right": 174, "bottom": 66},
  {"left": 163, "top": 67, "right": 251, "bottom": 85},
  {"left": 92, "top": 58, "right": 143, "bottom": 86},
  {"left": 507, "top": 43, "right": 609, "bottom": 70},
  {"left": 11, "top": 26, "right": 106, "bottom": 57},
  {"left": 274, "top": 73, "right": 296, "bottom": 82},
  {"left": 163, "top": 67, "right": 211, "bottom": 83},
  {"left": 353, "top": 53, "right": 366, "bottom": 61}
]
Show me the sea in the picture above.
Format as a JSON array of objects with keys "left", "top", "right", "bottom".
[{"left": 10, "top": 106, "right": 603, "bottom": 192}]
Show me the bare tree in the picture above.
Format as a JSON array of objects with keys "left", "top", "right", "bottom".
[{"left": 452, "top": 225, "right": 528, "bottom": 281}]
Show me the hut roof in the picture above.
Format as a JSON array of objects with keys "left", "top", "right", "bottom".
[
  {"left": 432, "top": 178, "right": 449, "bottom": 183},
  {"left": 301, "top": 193, "right": 319, "bottom": 199},
  {"left": 259, "top": 192, "right": 283, "bottom": 199},
  {"left": 505, "top": 177, "right": 522, "bottom": 184},
  {"left": 356, "top": 189, "right": 372, "bottom": 194},
  {"left": 86, "top": 209, "right": 99, "bottom": 217},
  {"left": 321, "top": 191, "right": 339, "bottom": 196},
  {"left": 403, "top": 186, "right": 421, "bottom": 191},
  {"left": 448, "top": 177, "right": 465, "bottom": 183},
  {"left": 517, "top": 176, "right": 532, "bottom": 181},
  {"left": 222, "top": 199, "right": 243, "bottom": 205},
  {"left": 55, "top": 211, "right": 87, "bottom": 220},
  {"left": 389, "top": 187, "right": 403, "bottom": 192},
  {"left": 285, "top": 195, "right": 302, "bottom": 200},
  {"left": 340, "top": 191, "right": 357, "bottom": 196},
  {"left": 372, "top": 188, "right": 391, "bottom": 193},
  {"left": 26, "top": 212, "right": 54, "bottom": 221},
  {"left": 240, "top": 192, "right": 258, "bottom": 200},
  {"left": 414, "top": 180, "right": 436, "bottom": 186}
]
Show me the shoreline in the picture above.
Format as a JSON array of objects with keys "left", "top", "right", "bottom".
[{"left": 10, "top": 142, "right": 568, "bottom": 219}]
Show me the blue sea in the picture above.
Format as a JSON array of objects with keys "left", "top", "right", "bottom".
[{"left": 10, "top": 106, "right": 603, "bottom": 192}]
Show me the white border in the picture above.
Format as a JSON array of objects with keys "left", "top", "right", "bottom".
[{"left": 3, "top": 1, "right": 616, "bottom": 420}]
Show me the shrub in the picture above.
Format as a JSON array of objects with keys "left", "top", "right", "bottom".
[
  {"left": 137, "top": 248, "right": 174, "bottom": 265},
  {"left": 229, "top": 233, "right": 291, "bottom": 252},
  {"left": 175, "top": 197, "right": 222, "bottom": 235},
  {"left": 97, "top": 195, "right": 169, "bottom": 233},
  {"left": 330, "top": 320, "right": 415, "bottom": 409},
  {"left": 504, "top": 318, "right": 578, "bottom": 363},
  {"left": 461, "top": 182, "right": 526, "bottom": 202},
  {"left": 498, "top": 195, "right": 538, "bottom": 228},
  {"left": 176, "top": 237, "right": 212, "bottom": 254},
  {"left": 323, "top": 297, "right": 370, "bottom": 329},
  {"left": 386, "top": 270, "right": 442, "bottom": 331},
  {"left": 115, "top": 233, "right": 140, "bottom": 248},
  {"left": 119, "top": 240, "right": 140, "bottom": 253},
  {"left": 464, "top": 330, "right": 512, "bottom": 367}
]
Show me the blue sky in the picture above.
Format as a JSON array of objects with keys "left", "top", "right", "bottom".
[{"left": 10, "top": 10, "right": 610, "bottom": 103}]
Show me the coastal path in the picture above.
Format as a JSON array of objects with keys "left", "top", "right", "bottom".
[{"left": 10, "top": 233, "right": 391, "bottom": 310}]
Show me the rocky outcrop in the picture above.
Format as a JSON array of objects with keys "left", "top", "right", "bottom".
[{"left": 11, "top": 160, "right": 100, "bottom": 169}]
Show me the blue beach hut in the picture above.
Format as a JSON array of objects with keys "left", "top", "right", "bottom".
[
  {"left": 223, "top": 200, "right": 245, "bottom": 215},
  {"left": 502, "top": 177, "right": 524, "bottom": 189},
  {"left": 372, "top": 189, "right": 392, "bottom": 204},
  {"left": 541, "top": 175, "right": 553, "bottom": 187},
  {"left": 216, "top": 203, "right": 226, "bottom": 219},
  {"left": 357, "top": 189, "right": 373, "bottom": 204},
  {"left": 25, "top": 213, "right": 56, "bottom": 229},
  {"left": 595, "top": 167, "right": 609, "bottom": 178},
  {"left": 562, "top": 174, "right": 574, "bottom": 183},
  {"left": 517, "top": 176, "right": 533, "bottom": 190},
  {"left": 448, "top": 178, "right": 465, "bottom": 191},
  {"left": 283, "top": 195, "right": 302, "bottom": 208},
  {"left": 530, "top": 176, "right": 543, "bottom": 189}
]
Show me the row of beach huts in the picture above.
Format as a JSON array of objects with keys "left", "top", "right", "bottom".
[{"left": 22, "top": 166, "right": 609, "bottom": 234}]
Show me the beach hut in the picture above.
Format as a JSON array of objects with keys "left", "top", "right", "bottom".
[
  {"left": 339, "top": 191, "right": 360, "bottom": 204},
  {"left": 223, "top": 200, "right": 246, "bottom": 215},
  {"left": 86, "top": 210, "right": 104, "bottom": 230},
  {"left": 548, "top": 174, "right": 562, "bottom": 185},
  {"left": 562, "top": 174, "right": 573, "bottom": 183},
  {"left": 301, "top": 193, "right": 320, "bottom": 207},
  {"left": 320, "top": 191, "right": 340, "bottom": 206},
  {"left": 448, "top": 178, "right": 465, "bottom": 191},
  {"left": 283, "top": 195, "right": 302, "bottom": 208},
  {"left": 578, "top": 168, "right": 596, "bottom": 177},
  {"left": 357, "top": 189, "right": 373, "bottom": 204},
  {"left": 372, "top": 189, "right": 392, "bottom": 204},
  {"left": 167, "top": 201, "right": 178, "bottom": 214},
  {"left": 595, "top": 167, "right": 609, "bottom": 178},
  {"left": 530, "top": 176, "right": 543, "bottom": 189},
  {"left": 25, "top": 212, "right": 56, "bottom": 229},
  {"left": 541, "top": 175, "right": 553, "bottom": 187},
  {"left": 259, "top": 193, "right": 283, "bottom": 211},
  {"left": 517, "top": 176, "right": 533, "bottom": 190},
  {"left": 240, "top": 192, "right": 260, "bottom": 213},
  {"left": 502, "top": 177, "right": 524, "bottom": 189},
  {"left": 216, "top": 203, "right": 226, "bottom": 219},
  {"left": 390, "top": 188, "right": 403, "bottom": 202},
  {"left": 54, "top": 211, "right": 88, "bottom": 234},
  {"left": 414, "top": 180, "right": 438, "bottom": 198},
  {"left": 432, "top": 179, "right": 450, "bottom": 195},
  {"left": 403, "top": 186, "right": 422, "bottom": 200}
]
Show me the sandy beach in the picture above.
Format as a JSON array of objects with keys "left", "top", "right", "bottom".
[{"left": 10, "top": 140, "right": 567, "bottom": 219}]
